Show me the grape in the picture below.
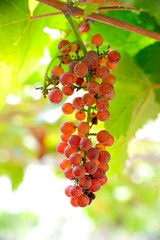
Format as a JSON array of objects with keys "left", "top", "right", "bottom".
[
  {"left": 96, "top": 96, "right": 109, "bottom": 112},
  {"left": 62, "top": 102, "right": 74, "bottom": 114},
  {"left": 60, "top": 122, "right": 76, "bottom": 135},
  {"left": 64, "top": 145, "right": 77, "bottom": 158},
  {"left": 99, "top": 176, "right": 108, "bottom": 186},
  {"left": 82, "top": 93, "right": 95, "bottom": 106},
  {"left": 71, "top": 42, "right": 80, "bottom": 52},
  {"left": 51, "top": 65, "right": 64, "bottom": 77},
  {"left": 93, "top": 168, "right": 106, "bottom": 179},
  {"left": 97, "top": 110, "right": 110, "bottom": 122},
  {"left": 69, "top": 152, "right": 82, "bottom": 166},
  {"left": 78, "top": 122, "right": 90, "bottom": 134},
  {"left": 62, "top": 86, "right": 74, "bottom": 96},
  {"left": 97, "top": 130, "right": 110, "bottom": 144},
  {"left": 77, "top": 194, "right": 89, "bottom": 207},
  {"left": 79, "top": 175, "right": 92, "bottom": 189},
  {"left": 68, "top": 134, "right": 81, "bottom": 147},
  {"left": 57, "top": 141, "right": 68, "bottom": 154},
  {"left": 60, "top": 159, "right": 72, "bottom": 170},
  {"left": 89, "top": 179, "right": 101, "bottom": 192},
  {"left": 85, "top": 160, "right": 98, "bottom": 174},
  {"left": 98, "top": 163, "right": 109, "bottom": 172},
  {"left": 44, "top": 34, "right": 121, "bottom": 207},
  {"left": 96, "top": 65, "right": 109, "bottom": 79},
  {"left": 70, "top": 197, "right": 79, "bottom": 207},
  {"left": 61, "top": 133, "right": 70, "bottom": 142},
  {"left": 64, "top": 167, "right": 74, "bottom": 179},
  {"left": 73, "top": 97, "right": 84, "bottom": 110},
  {"left": 60, "top": 72, "right": 75, "bottom": 86},
  {"left": 74, "top": 62, "right": 88, "bottom": 77},
  {"left": 87, "top": 81, "right": 100, "bottom": 95},
  {"left": 104, "top": 134, "right": 114, "bottom": 146},
  {"left": 58, "top": 39, "right": 71, "bottom": 55},
  {"left": 79, "top": 137, "right": 92, "bottom": 151},
  {"left": 72, "top": 165, "right": 86, "bottom": 179},
  {"left": 103, "top": 74, "right": 116, "bottom": 85},
  {"left": 91, "top": 34, "right": 103, "bottom": 47},
  {"left": 106, "top": 61, "right": 118, "bottom": 70},
  {"left": 65, "top": 185, "right": 72, "bottom": 197},
  {"left": 87, "top": 147, "right": 99, "bottom": 161},
  {"left": 48, "top": 88, "right": 63, "bottom": 104},
  {"left": 75, "top": 111, "right": 86, "bottom": 121},
  {"left": 100, "top": 83, "right": 114, "bottom": 96},
  {"left": 86, "top": 50, "right": 98, "bottom": 61},
  {"left": 69, "top": 185, "right": 82, "bottom": 198},
  {"left": 108, "top": 50, "right": 121, "bottom": 63},
  {"left": 69, "top": 61, "right": 79, "bottom": 73},
  {"left": 98, "top": 150, "right": 110, "bottom": 163},
  {"left": 76, "top": 77, "right": 84, "bottom": 85}
]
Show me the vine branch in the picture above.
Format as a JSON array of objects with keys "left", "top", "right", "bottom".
[{"left": 37, "top": 0, "right": 160, "bottom": 41}]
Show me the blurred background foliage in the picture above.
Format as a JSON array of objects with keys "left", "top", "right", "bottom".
[{"left": 0, "top": 0, "right": 160, "bottom": 239}]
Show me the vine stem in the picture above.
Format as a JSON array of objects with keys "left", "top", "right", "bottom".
[
  {"left": 65, "top": 14, "right": 87, "bottom": 55},
  {"left": 37, "top": 0, "right": 160, "bottom": 41}
]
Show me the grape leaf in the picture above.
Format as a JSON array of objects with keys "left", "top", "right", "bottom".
[
  {"left": 105, "top": 54, "right": 153, "bottom": 137},
  {"left": 134, "top": 42, "right": 160, "bottom": 103},
  {"left": 84, "top": 4, "right": 100, "bottom": 16},
  {"left": 133, "top": 0, "right": 160, "bottom": 23}
]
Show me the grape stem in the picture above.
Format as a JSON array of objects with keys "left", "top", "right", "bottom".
[{"left": 64, "top": 14, "right": 87, "bottom": 56}]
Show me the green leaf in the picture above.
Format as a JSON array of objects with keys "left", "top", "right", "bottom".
[
  {"left": 84, "top": 4, "right": 100, "bottom": 16},
  {"left": 105, "top": 54, "right": 151, "bottom": 137},
  {"left": 0, "top": 161, "right": 24, "bottom": 190},
  {"left": 134, "top": 0, "right": 160, "bottom": 23},
  {"left": 135, "top": 42, "right": 160, "bottom": 103}
]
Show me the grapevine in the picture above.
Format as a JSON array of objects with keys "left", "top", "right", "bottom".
[{"left": 40, "top": 33, "right": 120, "bottom": 207}]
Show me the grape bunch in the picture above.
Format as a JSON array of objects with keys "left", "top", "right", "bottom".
[{"left": 43, "top": 34, "right": 120, "bottom": 207}]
